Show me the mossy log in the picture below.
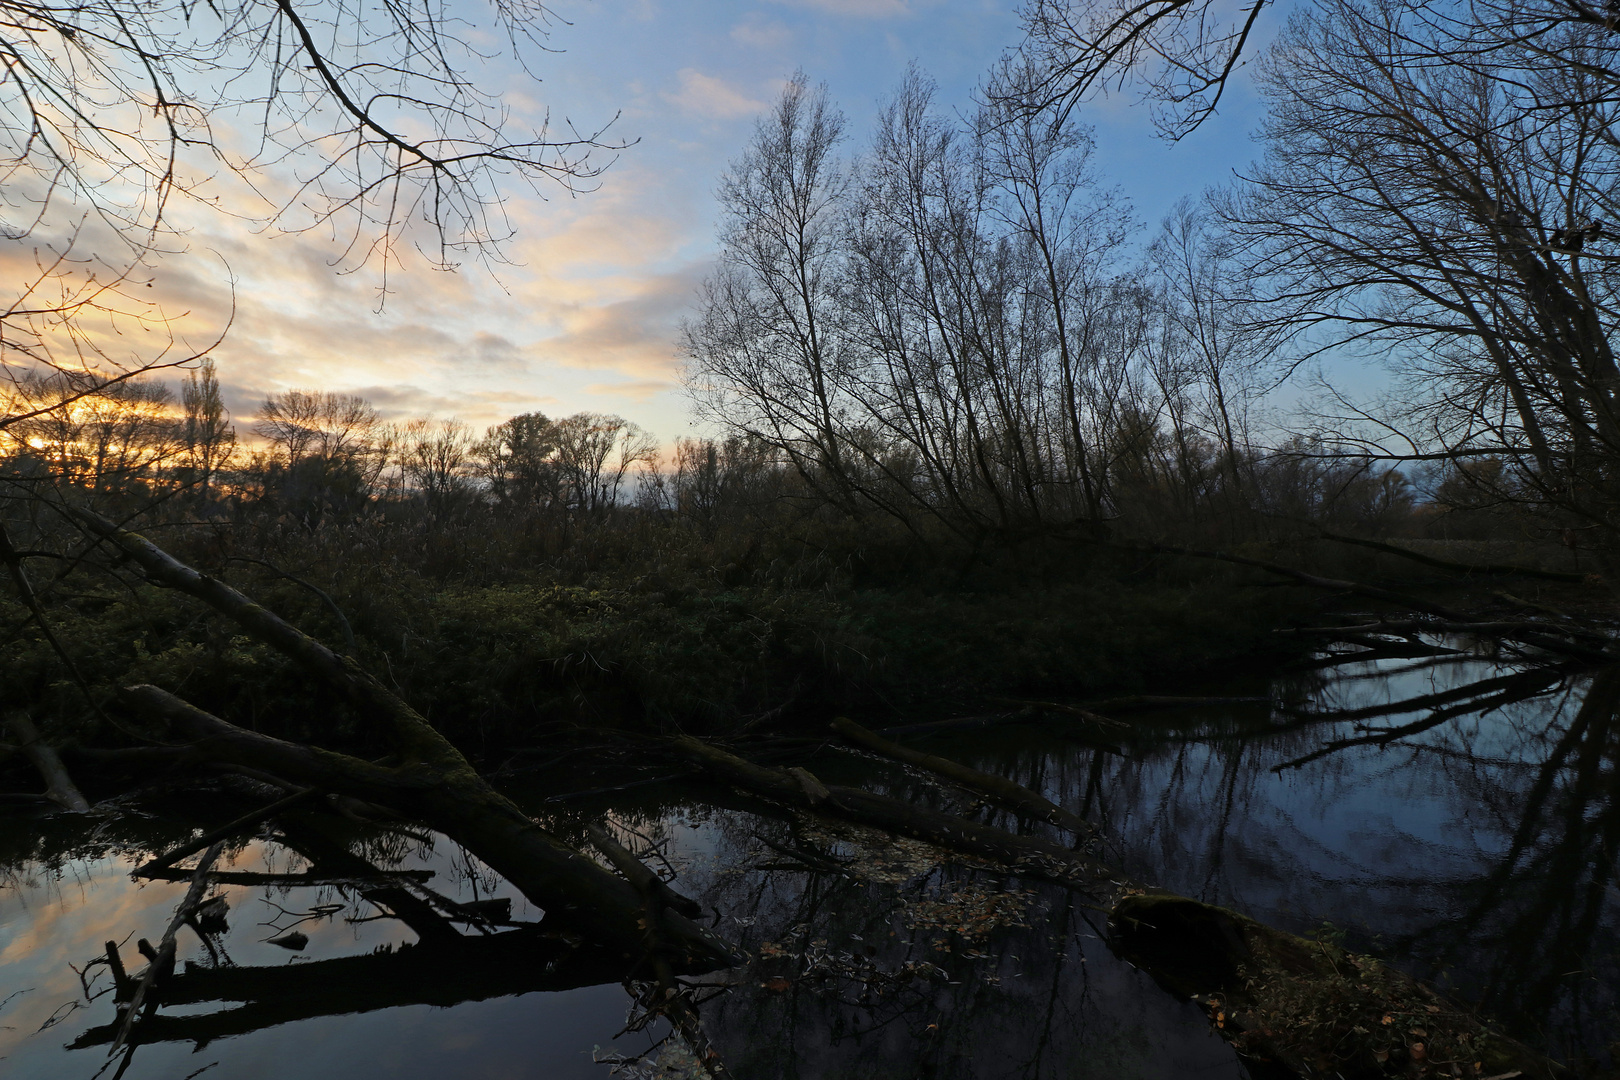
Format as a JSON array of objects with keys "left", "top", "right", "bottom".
[{"left": 1108, "top": 893, "right": 1569, "bottom": 1080}]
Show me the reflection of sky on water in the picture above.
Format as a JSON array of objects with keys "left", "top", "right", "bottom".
[
  {"left": 0, "top": 645, "right": 1611, "bottom": 1076},
  {"left": 0, "top": 838, "right": 646, "bottom": 1080}
]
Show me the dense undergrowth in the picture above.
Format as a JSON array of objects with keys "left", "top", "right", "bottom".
[{"left": 5, "top": 519, "right": 1322, "bottom": 762}]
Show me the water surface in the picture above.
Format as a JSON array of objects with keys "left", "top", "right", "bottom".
[{"left": 0, "top": 643, "right": 1611, "bottom": 1078}]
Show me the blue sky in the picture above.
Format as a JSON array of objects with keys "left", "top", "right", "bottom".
[{"left": 161, "top": 0, "right": 1276, "bottom": 446}]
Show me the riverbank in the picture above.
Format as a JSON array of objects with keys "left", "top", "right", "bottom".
[{"left": 5, "top": 549, "right": 1315, "bottom": 761}]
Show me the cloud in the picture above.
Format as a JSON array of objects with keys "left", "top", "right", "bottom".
[
  {"left": 538, "top": 260, "right": 708, "bottom": 381},
  {"left": 730, "top": 19, "right": 792, "bottom": 49},
  {"left": 584, "top": 378, "right": 675, "bottom": 402},
  {"left": 764, "top": 0, "right": 912, "bottom": 16},
  {"left": 662, "top": 70, "right": 766, "bottom": 120}
]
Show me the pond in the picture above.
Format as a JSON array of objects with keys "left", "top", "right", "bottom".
[{"left": 0, "top": 641, "right": 1612, "bottom": 1079}]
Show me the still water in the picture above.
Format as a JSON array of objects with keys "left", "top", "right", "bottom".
[{"left": 0, "top": 644, "right": 1612, "bottom": 1078}]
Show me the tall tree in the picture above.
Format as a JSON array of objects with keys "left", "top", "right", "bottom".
[
  {"left": 179, "top": 360, "right": 236, "bottom": 500},
  {"left": 684, "top": 73, "right": 857, "bottom": 510},
  {"left": 1224, "top": 0, "right": 1620, "bottom": 564}
]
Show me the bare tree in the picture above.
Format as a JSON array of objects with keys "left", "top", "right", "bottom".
[
  {"left": 687, "top": 68, "right": 1160, "bottom": 540},
  {"left": 255, "top": 391, "right": 384, "bottom": 467},
  {"left": 400, "top": 417, "right": 474, "bottom": 509},
  {"left": 684, "top": 72, "right": 857, "bottom": 510},
  {"left": 1145, "top": 198, "right": 1274, "bottom": 508},
  {"left": 1221, "top": 0, "right": 1620, "bottom": 566},
  {"left": 550, "top": 413, "right": 656, "bottom": 517},
  {"left": 179, "top": 359, "right": 236, "bottom": 500}
]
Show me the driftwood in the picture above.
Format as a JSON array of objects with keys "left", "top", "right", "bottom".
[
  {"left": 4, "top": 712, "right": 90, "bottom": 812},
  {"left": 830, "top": 716, "right": 1094, "bottom": 839},
  {"left": 66, "top": 507, "right": 734, "bottom": 972}
]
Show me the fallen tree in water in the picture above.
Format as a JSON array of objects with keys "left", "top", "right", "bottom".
[
  {"left": 1, "top": 508, "right": 1600, "bottom": 1078},
  {"left": 69, "top": 507, "right": 736, "bottom": 979}
]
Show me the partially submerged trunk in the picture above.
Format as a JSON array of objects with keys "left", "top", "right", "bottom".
[
  {"left": 674, "top": 735, "right": 1107, "bottom": 891},
  {"left": 122, "top": 684, "right": 735, "bottom": 971},
  {"left": 830, "top": 716, "right": 1094, "bottom": 839},
  {"left": 67, "top": 505, "right": 734, "bottom": 972}
]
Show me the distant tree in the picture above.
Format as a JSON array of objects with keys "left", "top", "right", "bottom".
[
  {"left": 255, "top": 391, "right": 385, "bottom": 469},
  {"left": 551, "top": 413, "right": 657, "bottom": 517},
  {"left": 671, "top": 435, "right": 778, "bottom": 536},
  {"left": 5, "top": 373, "right": 177, "bottom": 493},
  {"left": 476, "top": 412, "right": 561, "bottom": 512},
  {"left": 178, "top": 360, "right": 236, "bottom": 500},
  {"left": 252, "top": 390, "right": 391, "bottom": 518},
  {"left": 400, "top": 418, "right": 475, "bottom": 511}
]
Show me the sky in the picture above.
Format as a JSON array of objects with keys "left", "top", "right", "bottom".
[{"left": 125, "top": 0, "right": 1277, "bottom": 449}]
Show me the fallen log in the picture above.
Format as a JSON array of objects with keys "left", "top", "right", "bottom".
[
  {"left": 121, "top": 685, "right": 736, "bottom": 971},
  {"left": 673, "top": 735, "right": 1108, "bottom": 892},
  {"left": 64, "top": 507, "right": 734, "bottom": 972},
  {"left": 4, "top": 712, "right": 91, "bottom": 812},
  {"left": 830, "top": 717, "right": 1094, "bottom": 840}
]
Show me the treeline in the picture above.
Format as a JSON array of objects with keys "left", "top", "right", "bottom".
[
  {"left": 1, "top": 366, "right": 653, "bottom": 520},
  {"left": 679, "top": 53, "right": 1618, "bottom": 569},
  {"left": 1, "top": 358, "right": 1453, "bottom": 568},
  {"left": 678, "top": 73, "right": 1456, "bottom": 548}
]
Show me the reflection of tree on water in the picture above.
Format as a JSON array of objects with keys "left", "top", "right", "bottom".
[
  {"left": 991, "top": 650, "right": 1617, "bottom": 1064},
  {"left": 1399, "top": 667, "right": 1620, "bottom": 1060},
  {"left": 672, "top": 800, "right": 1238, "bottom": 1079},
  {"left": 64, "top": 812, "right": 636, "bottom": 1074},
  {"left": 3, "top": 646, "right": 1610, "bottom": 1076}
]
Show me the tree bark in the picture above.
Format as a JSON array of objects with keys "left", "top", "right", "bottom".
[{"left": 5, "top": 712, "right": 91, "bottom": 812}]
